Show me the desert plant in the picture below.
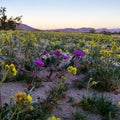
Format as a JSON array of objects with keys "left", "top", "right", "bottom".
[
  {"left": 80, "top": 95, "right": 119, "bottom": 119},
  {"left": 0, "top": 63, "right": 17, "bottom": 108},
  {"left": 0, "top": 91, "right": 33, "bottom": 120},
  {"left": 72, "top": 109, "right": 87, "bottom": 120},
  {"left": 88, "top": 61, "right": 120, "bottom": 91}
]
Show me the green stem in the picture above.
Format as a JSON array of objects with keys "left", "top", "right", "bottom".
[
  {"left": 1, "top": 69, "right": 9, "bottom": 83},
  {"left": 0, "top": 69, "right": 9, "bottom": 108},
  {"left": 108, "top": 111, "right": 112, "bottom": 120},
  {"left": 0, "top": 86, "right": 2, "bottom": 108},
  {"left": 9, "top": 107, "right": 18, "bottom": 120},
  {"left": 86, "top": 80, "right": 92, "bottom": 104}
]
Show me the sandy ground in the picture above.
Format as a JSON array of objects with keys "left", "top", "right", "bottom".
[{"left": 1, "top": 82, "right": 120, "bottom": 120}]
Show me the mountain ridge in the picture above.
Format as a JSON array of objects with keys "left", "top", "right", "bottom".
[
  {"left": 16, "top": 24, "right": 120, "bottom": 33},
  {"left": 16, "top": 24, "right": 40, "bottom": 31}
]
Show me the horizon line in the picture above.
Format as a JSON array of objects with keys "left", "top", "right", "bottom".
[{"left": 21, "top": 23, "right": 120, "bottom": 30}]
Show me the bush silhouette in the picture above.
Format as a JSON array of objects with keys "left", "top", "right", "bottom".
[{"left": 0, "top": 7, "right": 22, "bottom": 30}]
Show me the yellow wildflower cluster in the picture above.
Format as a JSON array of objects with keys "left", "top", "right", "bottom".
[
  {"left": 83, "top": 48, "right": 89, "bottom": 54},
  {"left": 48, "top": 116, "right": 61, "bottom": 120},
  {"left": 111, "top": 45, "right": 118, "bottom": 52},
  {"left": 90, "top": 41, "right": 96, "bottom": 47},
  {"left": 67, "top": 66, "right": 77, "bottom": 75},
  {"left": 5, "top": 64, "right": 17, "bottom": 76},
  {"left": 100, "top": 44, "right": 119, "bottom": 58},
  {"left": 99, "top": 49, "right": 112, "bottom": 57},
  {"left": 16, "top": 92, "right": 32, "bottom": 103}
]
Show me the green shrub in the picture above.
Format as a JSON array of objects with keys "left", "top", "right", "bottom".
[{"left": 80, "top": 95, "right": 119, "bottom": 119}]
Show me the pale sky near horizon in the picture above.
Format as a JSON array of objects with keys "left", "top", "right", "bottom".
[{"left": 0, "top": 0, "right": 120, "bottom": 29}]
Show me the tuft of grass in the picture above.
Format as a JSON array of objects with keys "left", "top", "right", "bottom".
[
  {"left": 72, "top": 109, "right": 87, "bottom": 120},
  {"left": 80, "top": 95, "right": 97, "bottom": 112},
  {"left": 80, "top": 95, "right": 119, "bottom": 119},
  {"left": 87, "top": 62, "right": 120, "bottom": 92}
]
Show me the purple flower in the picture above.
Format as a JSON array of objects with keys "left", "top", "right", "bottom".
[
  {"left": 73, "top": 50, "right": 85, "bottom": 57},
  {"left": 53, "top": 50, "right": 62, "bottom": 57},
  {"left": 63, "top": 55, "right": 69, "bottom": 60},
  {"left": 41, "top": 50, "right": 49, "bottom": 56},
  {"left": 34, "top": 59, "right": 44, "bottom": 67}
]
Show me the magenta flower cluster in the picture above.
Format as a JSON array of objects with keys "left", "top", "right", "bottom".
[
  {"left": 41, "top": 50, "right": 49, "bottom": 56},
  {"left": 73, "top": 50, "right": 85, "bottom": 57},
  {"left": 53, "top": 50, "right": 62, "bottom": 57},
  {"left": 63, "top": 55, "right": 69, "bottom": 60},
  {"left": 34, "top": 59, "right": 44, "bottom": 67}
]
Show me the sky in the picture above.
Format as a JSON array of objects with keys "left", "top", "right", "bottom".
[{"left": 0, "top": 0, "right": 120, "bottom": 29}]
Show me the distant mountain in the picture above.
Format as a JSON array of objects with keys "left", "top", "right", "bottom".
[
  {"left": 16, "top": 24, "right": 120, "bottom": 33},
  {"left": 96, "top": 28, "right": 120, "bottom": 33},
  {"left": 47, "top": 27, "right": 94, "bottom": 32},
  {"left": 48, "top": 27, "right": 120, "bottom": 33},
  {"left": 60, "top": 27, "right": 94, "bottom": 32},
  {"left": 16, "top": 24, "right": 40, "bottom": 31}
]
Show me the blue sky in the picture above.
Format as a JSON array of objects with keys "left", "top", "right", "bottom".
[{"left": 0, "top": 0, "right": 120, "bottom": 29}]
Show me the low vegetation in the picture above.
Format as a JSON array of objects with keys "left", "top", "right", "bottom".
[{"left": 0, "top": 31, "right": 120, "bottom": 119}]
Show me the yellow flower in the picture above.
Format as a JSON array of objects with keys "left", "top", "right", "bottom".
[
  {"left": 101, "top": 45, "right": 106, "bottom": 49},
  {"left": 117, "top": 101, "right": 120, "bottom": 107},
  {"left": 48, "top": 116, "right": 61, "bottom": 120},
  {"left": 10, "top": 95, "right": 14, "bottom": 100},
  {"left": 16, "top": 92, "right": 26, "bottom": 103},
  {"left": 92, "top": 81, "right": 97, "bottom": 86},
  {"left": 10, "top": 64, "right": 17, "bottom": 76},
  {"left": 5, "top": 64, "right": 17, "bottom": 76},
  {"left": 67, "top": 66, "right": 73, "bottom": 73},
  {"left": 16, "top": 92, "right": 32, "bottom": 103},
  {"left": 90, "top": 41, "right": 96, "bottom": 47},
  {"left": 12, "top": 68, "right": 17, "bottom": 76},
  {"left": 50, "top": 42, "right": 55, "bottom": 46},
  {"left": 116, "top": 54, "right": 120, "bottom": 59},
  {"left": 72, "top": 67, "right": 77, "bottom": 75},
  {"left": 26, "top": 94, "right": 32, "bottom": 102},
  {"left": 111, "top": 45, "right": 117, "bottom": 51},
  {"left": 67, "top": 66, "right": 77, "bottom": 75},
  {"left": 100, "top": 49, "right": 112, "bottom": 57},
  {"left": 5, "top": 64, "right": 10, "bottom": 69},
  {"left": 72, "top": 71, "right": 77, "bottom": 75},
  {"left": 83, "top": 48, "right": 89, "bottom": 54},
  {"left": 29, "top": 105, "right": 34, "bottom": 111},
  {"left": 9, "top": 64, "right": 15, "bottom": 69}
]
